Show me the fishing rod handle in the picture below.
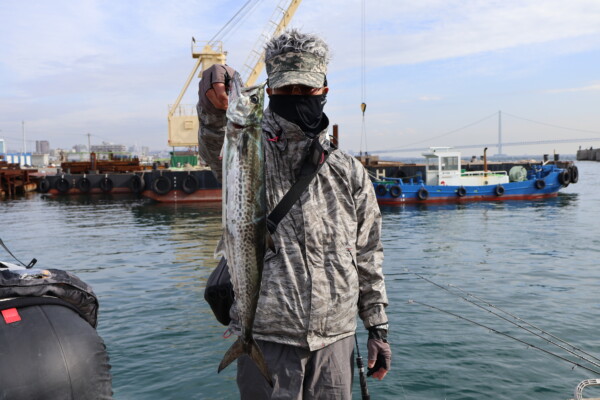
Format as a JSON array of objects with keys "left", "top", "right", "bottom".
[
  {"left": 356, "top": 356, "right": 370, "bottom": 400},
  {"left": 359, "top": 370, "right": 370, "bottom": 400}
]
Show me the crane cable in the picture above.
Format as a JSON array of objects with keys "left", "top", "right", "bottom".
[
  {"left": 209, "top": 0, "right": 263, "bottom": 45},
  {"left": 360, "top": 0, "right": 368, "bottom": 156}
]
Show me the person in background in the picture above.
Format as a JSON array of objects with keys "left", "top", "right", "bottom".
[
  {"left": 196, "top": 63, "right": 235, "bottom": 181},
  {"left": 199, "top": 29, "right": 391, "bottom": 399}
]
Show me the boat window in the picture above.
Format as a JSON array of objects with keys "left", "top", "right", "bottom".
[
  {"left": 441, "top": 156, "right": 459, "bottom": 171},
  {"left": 427, "top": 158, "right": 439, "bottom": 171}
]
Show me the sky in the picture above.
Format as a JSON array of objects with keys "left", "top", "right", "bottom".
[{"left": 1, "top": 0, "right": 600, "bottom": 157}]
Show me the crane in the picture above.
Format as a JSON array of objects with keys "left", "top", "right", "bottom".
[{"left": 167, "top": 0, "right": 302, "bottom": 149}]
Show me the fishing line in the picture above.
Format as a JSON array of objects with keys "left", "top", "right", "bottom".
[
  {"left": 409, "top": 299, "right": 600, "bottom": 376},
  {"left": 449, "top": 283, "right": 600, "bottom": 365},
  {"left": 411, "top": 272, "right": 600, "bottom": 369}
]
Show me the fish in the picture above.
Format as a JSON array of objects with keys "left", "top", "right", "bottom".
[{"left": 216, "top": 74, "right": 272, "bottom": 386}]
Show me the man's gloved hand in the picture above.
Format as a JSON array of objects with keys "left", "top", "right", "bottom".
[{"left": 367, "top": 323, "right": 391, "bottom": 380}]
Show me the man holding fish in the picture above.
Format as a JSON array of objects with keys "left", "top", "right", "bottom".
[{"left": 198, "top": 29, "right": 391, "bottom": 399}]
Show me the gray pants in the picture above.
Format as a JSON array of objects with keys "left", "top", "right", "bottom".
[{"left": 237, "top": 336, "right": 355, "bottom": 400}]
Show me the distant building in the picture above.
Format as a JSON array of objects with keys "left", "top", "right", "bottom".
[
  {"left": 36, "top": 140, "right": 50, "bottom": 154},
  {"left": 31, "top": 153, "right": 50, "bottom": 167},
  {"left": 73, "top": 144, "right": 88, "bottom": 153},
  {"left": 91, "top": 142, "right": 127, "bottom": 153},
  {"left": 5, "top": 153, "right": 32, "bottom": 166},
  {"left": 0, "top": 138, "right": 5, "bottom": 154}
]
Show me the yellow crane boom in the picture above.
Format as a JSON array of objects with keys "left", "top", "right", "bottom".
[{"left": 167, "top": 0, "right": 302, "bottom": 148}]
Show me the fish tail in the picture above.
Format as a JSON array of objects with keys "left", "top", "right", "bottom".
[{"left": 218, "top": 337, "right": 273, "bottom": 387}]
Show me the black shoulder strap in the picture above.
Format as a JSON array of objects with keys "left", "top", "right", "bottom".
[{"left": 266, "top": 141, "right": 333, "bottom": 234}]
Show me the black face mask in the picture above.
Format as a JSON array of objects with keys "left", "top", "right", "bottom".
[{"left": 268, "top": 94, "right": 328, "bottom": 137}]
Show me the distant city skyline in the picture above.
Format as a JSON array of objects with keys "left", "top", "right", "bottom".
[{"left": 1, "top": 0, "right": 600, "bottom": 157}]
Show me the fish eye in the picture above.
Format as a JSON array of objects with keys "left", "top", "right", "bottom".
[{"left": 250, "top": 95, "right": 258, "bottom": 104}]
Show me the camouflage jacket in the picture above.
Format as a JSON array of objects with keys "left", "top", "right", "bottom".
[{"left": 202, "top": 107, "right": 388, "bottom": 350}]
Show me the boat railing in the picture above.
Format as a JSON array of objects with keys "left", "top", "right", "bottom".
[{"left": 461, "top": 170, "right": 508, "bottom": 177}]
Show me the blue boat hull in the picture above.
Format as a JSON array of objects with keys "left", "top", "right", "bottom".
[{"left": 374, "top": 167, "right": 571, "bottom": 205}]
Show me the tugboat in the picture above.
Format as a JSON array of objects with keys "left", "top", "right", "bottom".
[{"left": 373, "top": 147, "right": 578, "bottom": 205}]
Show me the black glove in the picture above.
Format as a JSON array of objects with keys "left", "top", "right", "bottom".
[{"left": 367, "top": 323, "right": 391, "bottom": 379}]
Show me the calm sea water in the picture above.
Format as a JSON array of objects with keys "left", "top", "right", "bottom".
[{"left": 1, "top": 161, "right": 599, "bottom": 400}]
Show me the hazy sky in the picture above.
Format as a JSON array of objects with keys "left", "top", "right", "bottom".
[{"left": 1, "top": 0, "right": 600, "bottom": 157}]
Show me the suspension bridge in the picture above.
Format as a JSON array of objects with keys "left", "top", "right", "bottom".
[{"left": 369, "top": 111, "right": 600, "bottom": 155}]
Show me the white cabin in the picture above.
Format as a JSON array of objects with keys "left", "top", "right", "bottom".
[{"left": 423, "top": 147, "right": 509, "bottom": 186}]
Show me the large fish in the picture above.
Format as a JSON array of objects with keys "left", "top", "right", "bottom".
[{"left": 216, "top": 74, "right": 272, "bottom": 386}]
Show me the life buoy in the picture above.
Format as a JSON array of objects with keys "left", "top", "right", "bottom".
[
  {"left": 152, "top": 176, "right": 172, "bottom": 195},
  {"left": 182, "top": 174, "right": 199, "bottom": 194},
  {"left": 494, "top": 184, "right": 505, "bottom": 196},
  {"left": 76, "top": 177, "right": 92, "bottom": 193},
  {"left": 99, "top": 177, "right": 114, "bottom": 193},
  {"left": 456, "top": 186, "right": 467, "bottom": 197},
  {"left": 38, "top": 179, "right": 51, "bottom": 193},
  {"left": 569, "top": 165, "right": 579, "bottom": 184},
  {"left": 558, "top": 170, "right": 571, "bottom": 186},
  {"left": 375, "top": 184, "right": 387, "bottom": 197},
  {"left": 389, "top": 185, "right": 402, "bottom": 198},
  {"left": 129, "top": 175, "right": 144, "bottom": 194},
  {"left": 534, "top": 179, "right": 546, "bottom": 190},
  {"left": 417, "top": 188, "right": 429, "bottom": 201},
  {"left": 55, "top": 177, "right": 71, "bottom": 193}
]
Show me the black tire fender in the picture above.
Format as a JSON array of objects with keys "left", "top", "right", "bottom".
[
  {"left": 181, "top": 174, "right": 199, "bottom": 194},
  {"left": 558, "top": 170, "right": 571, "bottom": 186},
  {"left": 76, "top": 177, "right": 92, "bottom": 193},
  {"left": 99, "top": 177, "right": 114, "bottom": 193},
  {"left": 494, "top": 184, "right": 505, "bottom": 196},
  {"left": 129, "top": 175, "right": 145, "bottom": 194},
  {"left": 55, "top": 177, "right": 71, "bottom": 193},
  {"left": 534, "top": 179, "right": 546, "bottom": 190},
  {"left": 38, "top": 179, "right": 51, "bottom": 193},
  {"left": 456, "top": 186, "right": 467, "bottom": 197},
  {"left": 375, "top": 184, "right": 387, "bottom": 197},
  {"left": 569, "top": 165, "right": 579, "bottom": 184},
  {"left": 152, "top": 176, "right": 172, "bottom": 195},
  {"left": 389, "top": 185, "right": 402, "bottom": 198},
  {"left": 417, "top": 188, "right": 429, "bottom": 201}
]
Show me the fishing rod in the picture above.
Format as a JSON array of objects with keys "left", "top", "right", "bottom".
[
  {"left": 409, "top": 299, "right": 600, "bottom": 376},
  {"left": 449, "top": 282, "right": 600, "bottom": 365},
  {"left": 0, "top": 237, "right": 36, "bottom": 268},
  {"left": 355, "top": 334, "right": 370, "bottom": 400},
  {"left": 411, "top": 272, "right": 600, "bottom": 368}
]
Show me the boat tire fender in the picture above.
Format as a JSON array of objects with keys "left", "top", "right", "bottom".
[
  {"left": 456, "top": 186, "right": 467, "bottom": 197},
  {"left": 534, "top": 179, "right": 546, "bottom": 190},
  {"left": 182, "top": 174, "right": 199, "bottom": 194},
  {"left": 76, "top": 177, "right": 92, "bottom": 193},
  {"left": 389, "top": 185, "right": 402, "bottom": 198},
  {"left": 569, "top": 165, "right": 579, "bottom": 184},
  {"left": 152, "top": 176, "right": 172, "bottom": 195},
  {"left": 38, "top": 179, "right": 51, "bottom": 193},
  {"left": 558, "top": 170, "right": 571, "bottom": 186},
  {"left": 55, "top": 177, "right": 71, "bottom": 193},
  {"left": 495, "top": 184, "right": 505, "bottom": 196},
  {"left": 129, "top": 175, "right": 145, "bottom": 194},
  {"left": 99, "top": 177, "right": 114, "bottom": 193},
  {"left": 375, "top": 184, "right": 387, "bottom": 197},
  {"left": 417, "top": 188, "right": 429, "bottom": 201}
]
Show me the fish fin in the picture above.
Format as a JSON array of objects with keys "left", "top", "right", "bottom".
[
  {"left": 214, "top": 235, "right": 226, "bottom": 259},
  {"left": 249, "top": 338, "right": 273, "bottom": 387},
  {"left": 218, "top": 337, "right": 273, "bottom": 387}
]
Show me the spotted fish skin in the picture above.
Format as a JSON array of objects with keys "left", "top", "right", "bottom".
[{"left": 217, "top": 78, "right": 272, "bottom": 386}]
